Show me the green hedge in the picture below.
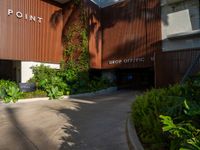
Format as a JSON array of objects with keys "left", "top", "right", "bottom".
[{"left": 131, "top": 76, "right": 200, "bottom": 150}]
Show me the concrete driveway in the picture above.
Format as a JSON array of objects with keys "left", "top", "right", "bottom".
[{"left": 0, "top": 90, "right": 138, "bottom": 150}]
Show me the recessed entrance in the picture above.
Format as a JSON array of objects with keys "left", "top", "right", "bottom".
[
  {"left": 0, "top": 60, "right": 21, "bottom": 82},
  {"left": 116, "top": 68, "right": 155, "bottom": 89}
]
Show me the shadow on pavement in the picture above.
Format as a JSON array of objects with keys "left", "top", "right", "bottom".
[{"left": 6, "top": 107, "right": 39, "bottom": 150}]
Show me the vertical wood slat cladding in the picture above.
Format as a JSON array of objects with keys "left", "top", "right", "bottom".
[
  {"left": 155, "top": 49, "right": 200, "bottom": 87},
  {"left": 87, "top": 1, "right": 102, "bottom": 68},
  {"left": 88, "top": 0, "right": 161, "bottom": 69},
  {"left": 146, "top": 0, "right": 161, "bottom": 65},
  {"left": 102, "top": 0, "right": 147, "bottom": 69},
  {"left": 0, "top": 0, "right": 63, "bottom": 63}
]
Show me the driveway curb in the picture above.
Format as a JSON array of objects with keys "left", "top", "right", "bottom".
[
  {"left": 126, "top": 116, "right": 144, "bottom": 150},
  {"left": 66, "top": 87, "right": 118, "bottom": 98},
  {"left": 0, "top": 87, "right": 117, "bottom": 104}
]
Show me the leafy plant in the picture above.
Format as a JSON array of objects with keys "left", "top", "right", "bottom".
[
  {"left": 160, "top": 115, "right": 200, "bottom": 150},
  {"left": 29, "top": 64, "right": 57, "bottom": 86},
  {"left": 46, "top": 86, "right": 63, "bottom": 100},
  {"left": 131, "top": 85, "right": 195, "bottom": 149},
  {"left": 183, "top": 100, "right": 200, "bottom": 117},
  {"left": 0, "top": 80, "right": 22, "bottom": 103},
  {"left": 131, "top": 74, "right": 200, "bottom": 150}
]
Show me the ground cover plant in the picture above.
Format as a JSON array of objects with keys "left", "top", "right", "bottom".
[
  {"left": 0, "top": 80, "right": 22, "bottom": 103},
  {"left": 22, "top": 90, "right": 47, "bottom": 99},
  {"left": 131, "top": 74, "right": 200, "bottom": 150}
]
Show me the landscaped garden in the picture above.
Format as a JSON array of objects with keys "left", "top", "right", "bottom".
[
  {"left": 131, "top": 74, "right": 200, "bottom": 150},
  {"left": 0, "top": 65, "right": 113, "bottom": 103}
]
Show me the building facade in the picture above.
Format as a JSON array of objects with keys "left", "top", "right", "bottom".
[
  {"left": 0, "top": 0, "right": 63, "bottom": 82},
  {"left": 87, "top": 0, "right": 200, "bottom": 87},
  {"left": 0, "top": 0, "right": 199, "bottom": 87},
  {"left": 156, "top": 0, "right": 200, "bottom": 87}
]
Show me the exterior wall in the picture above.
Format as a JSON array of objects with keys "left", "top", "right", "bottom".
[
  {"left": 154, "top": 0, "right": 200, "bottom": 87},
  {"left": 161, "top": 0, "right": 200, "bottom": 51},
  {"left": 155, "top": 49, "right": 200, "bottom": 87},
  {"left": 0, "top": 0, "right": 63, "bottom": 63},
  {"left": 101, "top": 0, "right": 147, "bottom": 69},
  {"left": 21, "top": 61, "right": 60, "bottom": 83},
  {"left": 88, "top": 0, "right": 161, "bottom": 69},
  {"left": 88, "top": 1, "right": 102, "bottom": 68}
]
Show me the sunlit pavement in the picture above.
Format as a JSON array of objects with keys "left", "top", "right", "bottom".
[{"left": 0, "top": 90, "right": 139, "bottom": 150}]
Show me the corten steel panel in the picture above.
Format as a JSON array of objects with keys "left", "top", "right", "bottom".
[
  {"left": 146, "top": 0, "right": 161, "bottom": 65},
  {"left": 155, "top": 49, "right": 200, "bottom": 88},
  {"left": 0, "top": 0, "right": 63, "bottom": 63},
  {"left": 102, "top": 0, "right": 147, "bottom": 69},
  {"left": 88, "top": 1, "right": 102, "bottom": 68},
  {"left": 88, "top": 0, "right": 161, "bottom": 69}
]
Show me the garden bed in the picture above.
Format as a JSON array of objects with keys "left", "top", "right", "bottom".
[{"left": 131, "top": 74, "right": 200, "bottom": 149}]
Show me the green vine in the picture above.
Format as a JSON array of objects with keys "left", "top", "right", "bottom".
[{"left": 64, "top": 3, "right": 89, "bottom": 71}]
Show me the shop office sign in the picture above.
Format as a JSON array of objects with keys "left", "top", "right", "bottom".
[
  {"left": 8, "top": 9, "right": 43, "bottom": 23},
  {"left": 108, "top": 57, "right": 145, "bottom": 65},
  {"left": 108, "top": 56, "right": 155, "bottom": 65}
]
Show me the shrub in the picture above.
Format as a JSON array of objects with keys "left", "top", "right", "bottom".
[
  {"left": 131, "top": 77, "right": 200, "bottom": 149},
  {"left": 131, "top": 88, "right": 169, "bottom": 149},
  {"left": 131, "top": 85, "right": 187, "bottom": 149},
  {"left": 0, "top": 80, "right": 22, "bottom": 103},
  {"left": 184, "top": 74, "right": 200, "bottom": 101},
  {"left": 29, "top": 64, "right": 57, "bottom": 86},
  {"left": 160, "top": 114, "right": 200, "bottom": 150},
  {"left": 30, "top": 65, "right": 113, "bottom": 99},
  {"left": 29, "top": 65, "right": 71, "bottom": 99},
  {"left": 159, "top": 99, "right": 200, "bottom": 150}
]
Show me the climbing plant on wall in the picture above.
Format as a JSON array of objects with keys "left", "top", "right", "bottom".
[{"left": 63, "top": 1, "right": 89, "bottom": 71}]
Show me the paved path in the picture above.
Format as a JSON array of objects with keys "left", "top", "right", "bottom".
[{"left": 0, "top": 90, "right": 138, "bottom": 150}]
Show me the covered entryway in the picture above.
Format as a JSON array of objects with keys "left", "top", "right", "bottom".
[
  {"left": 0, "top": 60, "right": 21, "bottom": 82},
  {"left": 117, "top": 68, "right": 155, "bottom": 89}
]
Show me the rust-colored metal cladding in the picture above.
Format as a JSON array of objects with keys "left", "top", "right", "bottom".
[
  {"left": 0, "top": 0, "right": 63, "bottom": 63},
  {"left": 102, "top": 0, "right": 147, "bottom": 69},
  {"left": 88, "top": 0, "right": 161, "bottom": 69},
  {"left": 155, "top": 49, "right": 200, "bottom": 88},
  {"left": 87, "top": 1, "right": 102, "bottom": 69},
  {"left": 146, "top": 0, "right": 162, "bottom": 65}
]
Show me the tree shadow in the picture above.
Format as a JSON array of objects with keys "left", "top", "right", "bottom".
[
  {"left": 2, "top": 102, "right": 81, "bottom": 150},
  {"left": 46, "top": 103, "right": 84, "bottom": 150},
  {"left": 57, "top": 108, "right": 80, "bottom": 150},
  {"left": 43, "top": 0, "right": 168, "bottom": 71},
  {"left": 87, "top": 0, "right": 163, "bottom": 68},
  {"left": 45, "top": 99, "right": 96, "bottom": 150},
  {"left": 4, "top": 107, "right": 40, "bottom": 150},
  {"left": 34, "top": 101, "right": 82, "bottom": 149}
]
